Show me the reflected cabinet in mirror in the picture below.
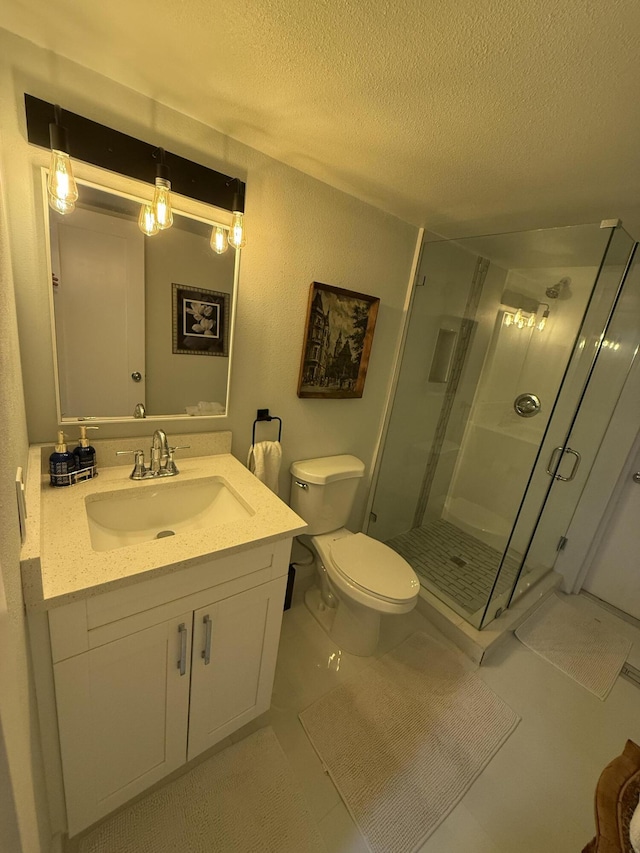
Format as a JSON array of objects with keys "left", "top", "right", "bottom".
[{"left": 45, "top": 176, "right": 239, "bottom": 422}]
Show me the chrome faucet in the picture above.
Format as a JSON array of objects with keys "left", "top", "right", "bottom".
[
  {"left": 116, "top": 431, "right": 190, "bottom": 480},
  {"left": 150, "top": 429, "right": 170, "bottom": 475}
]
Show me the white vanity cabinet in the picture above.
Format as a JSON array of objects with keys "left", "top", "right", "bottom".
[
  {"left": 46, "top": 539, "right": 291, "bottom": 836},
  {"left": 53, "top": 613, "right": 193, "bottom": 834},
  {"left": 188, "top": 579, "right": 285, "bottom": 760}
]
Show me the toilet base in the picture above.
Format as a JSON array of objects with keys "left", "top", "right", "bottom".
[{"left": 304, "top": 585, "right": 381, "bottom": 656}]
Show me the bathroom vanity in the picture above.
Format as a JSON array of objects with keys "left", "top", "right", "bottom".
[{"left": 21, "top": 434, "right": 306, "bottom": 837}]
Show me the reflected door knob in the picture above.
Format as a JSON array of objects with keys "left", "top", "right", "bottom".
[{"left": 131, "top": 372, "right": 142, "bottom": 382}]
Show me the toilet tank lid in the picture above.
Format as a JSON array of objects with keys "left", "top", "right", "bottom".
[{"left": 290, "top": 455, "right": 365, "bottom": 485}]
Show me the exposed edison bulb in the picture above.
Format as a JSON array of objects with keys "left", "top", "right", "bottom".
[
  {"left": 152, "top": 178, "right": 173, "bottom": 230},
  {"left": 47, "top": 150, "right": 78, "bottom": 212},
  {"left": 49, "top": 195, "right": 76, "bottom": 216},
  {"left": 537, "top": 307, "right": 550, "bottom": 331},
  {"left": 514, "top": 309, "right": 525, "bottom": 329},
  {"left": 138, "top": 203, "right": 159, "bottom": 236},
  {"left": 527, "top": 314, "right": 535, "bottom": 328},
  {"left": 228, "top": 212, "right": 246, "bottom": 249},
  {"left": 504, "top": 312, "right": 514, "bottom": 327},
  {"left": 210, "top": 226, "right": 229, "bottom": 254}
]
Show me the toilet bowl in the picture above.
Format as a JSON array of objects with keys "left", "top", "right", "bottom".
[
  {"left": 289, "top": 455, "right": 420, "bottom": 656},
  {"left": 307, "top": 528, "right": 420, "bottom": 655}
]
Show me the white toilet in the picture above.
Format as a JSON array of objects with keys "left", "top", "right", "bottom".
[{"left": 289, "top": 454, "right": 420, "bottom": 656}]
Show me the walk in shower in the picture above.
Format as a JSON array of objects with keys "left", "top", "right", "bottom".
[{"left": 368, "top": 222, "right": 639, "bottom": 630}]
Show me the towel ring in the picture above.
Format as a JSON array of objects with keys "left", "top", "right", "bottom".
[{"left": 252, "top": 409, "right": 282, "bottom": 445}]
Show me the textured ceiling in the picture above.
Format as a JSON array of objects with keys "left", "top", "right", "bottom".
[{"left": 2, "top": 0, "right": 640, "bottom": 237}]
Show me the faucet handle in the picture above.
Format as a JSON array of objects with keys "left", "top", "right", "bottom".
[
  {"left": 165, "top": 445, "right": 190, "bottom": 476},
  {"left": 115, "top": 449, "right": 147, "bottom": 479}
]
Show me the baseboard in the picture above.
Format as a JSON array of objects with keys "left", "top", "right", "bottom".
[
  {"left": 621, "top": 663, "right": 640, "bottom": 689},
  {"left": 581, "top": 591, "right": 640, "bottom": 630}
]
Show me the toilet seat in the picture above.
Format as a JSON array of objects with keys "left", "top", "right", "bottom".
[
  {"left": 311, "top": 530, "right": 420, "bottom": 612},
  {"left": 330, "top": 533, "right": 420, "bottom": 603}
]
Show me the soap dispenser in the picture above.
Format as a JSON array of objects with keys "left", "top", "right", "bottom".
[
  {"left": 49, "top": 431, "right": 77, "bottom": 487},
  {"left": 73, "top": 426, "right": 98, "bottom": 480}
]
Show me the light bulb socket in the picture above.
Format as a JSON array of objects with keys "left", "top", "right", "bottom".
[
  {"left": 48, "top": 120, "right": 69, "bottom": 155},
  {"left": 156, "top": 161, "right": 170, "bottom": 182},
  {"left": 231, "top": 180, "right": 245, "bottom": 214}
]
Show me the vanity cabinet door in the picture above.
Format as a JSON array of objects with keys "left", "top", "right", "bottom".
[
  {"left": 54, "top": 613, "right": 192, "bottom": 836},
  {"left": 187, "top": 577, "right": 286, "bottom": 761}
]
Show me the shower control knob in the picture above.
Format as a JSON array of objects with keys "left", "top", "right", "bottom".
[
  {"left": 514, "top": 393, "right": 541, "bottom": 418},
  {"left": 632, "top": 472, "right": 640, "bottom": 484}
]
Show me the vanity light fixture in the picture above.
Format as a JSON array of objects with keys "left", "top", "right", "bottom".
[
  {"left": 138, "top": 149, "right": 173, "bottom": 236},
  {"left": 47, "top": 105, "right": 78, "bottom": 215},
  {"left": 502, "top": 302, "right": 549, "bottom": 331},
  {"left": 210, "top": 225, "right": 229, "bottom": 254},
  {"left": 26, "top": 95, "right": 247, "bottom": 245},
  {"left": 537, "top": 303, "right": 550, "bottom": 331},
  {"left": 228, "top": 179, "right": 247, "bottom": 249},
  {"left": 151, "top": 148, "right": 173, "bottom": 230}
]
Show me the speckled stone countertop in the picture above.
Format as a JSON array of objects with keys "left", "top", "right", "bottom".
[{"left": 21, "top": 446, "right": 306, "bottom": 611}]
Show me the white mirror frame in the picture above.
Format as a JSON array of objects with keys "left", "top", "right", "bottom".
[{"left": 41, "top": 164, "right": 241, "bottom": 426}]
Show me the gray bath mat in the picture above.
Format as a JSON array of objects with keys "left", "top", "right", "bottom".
[
  {"left": 77, "top": 727, "right": 325, "bottom": 853},
  {"left": 515, "top": 594, "right": 632, "bottom": 700},
  {"left": 299, "top": 632, "right": 519, "bottom": 853}
]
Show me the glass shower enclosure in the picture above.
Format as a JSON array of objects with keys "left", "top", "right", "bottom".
[{"left": 368, "top": 222, "right": 639, "bottom": 630}]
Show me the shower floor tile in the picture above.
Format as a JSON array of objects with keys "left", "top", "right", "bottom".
[{"left": 387, "top": 521, "right": 520, "bottom": 617}]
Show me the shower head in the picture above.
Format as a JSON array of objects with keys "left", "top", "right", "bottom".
[{"left": 545, "top": 277, "right": 571, "bottom": 299}]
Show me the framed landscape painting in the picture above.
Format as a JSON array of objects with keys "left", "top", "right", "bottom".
[
  {"left": 172, "top": 283, "right": 230, "bottom": 357},
  {"left": 297, "top": 282, "right": 380, "bottom": 399}
]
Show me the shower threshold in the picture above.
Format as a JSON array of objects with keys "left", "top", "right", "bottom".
[{"left": 416, "top": 570, "right": 561, "bottom": 665}]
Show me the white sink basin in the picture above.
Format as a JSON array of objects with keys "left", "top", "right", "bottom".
[{"left": 85, "top": 477, "right": 254, "bottom": 552}]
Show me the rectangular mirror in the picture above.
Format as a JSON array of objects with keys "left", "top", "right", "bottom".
[{"left": 44, "top": 173, "right": 239, "bottom": 422}]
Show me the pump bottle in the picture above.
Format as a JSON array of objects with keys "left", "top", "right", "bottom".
[
  {"left": 73, "top": 426, "right": 98, "bottom": 480},
  {"left": 49, "top": 432, "right": 77, "bottom": 487}
]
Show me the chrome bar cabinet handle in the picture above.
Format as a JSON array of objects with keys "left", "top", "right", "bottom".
[
  {"left": 177, "top": 623, "right": 187, "bottom": 676},
  {"left": 202, "top": 615, "right": 212, "bottom": 665}
]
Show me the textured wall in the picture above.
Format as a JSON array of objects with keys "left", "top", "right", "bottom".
[{"left": 0, "top": 124, "right": 49, "bottom": 850}]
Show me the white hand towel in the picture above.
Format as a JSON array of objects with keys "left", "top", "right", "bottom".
[{"left": 247, "top": 441, "right": 282, "bottom": 495}]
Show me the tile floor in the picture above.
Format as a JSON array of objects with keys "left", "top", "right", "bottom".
[
  {"left": 74, "top": 589, "right": 640, "bottom": 852},
  {"left": 229, "top": 588, "right": 640, "bottom": 853},
  {"left": 387, "top": 522, "right": 521, "bottom": 618}
]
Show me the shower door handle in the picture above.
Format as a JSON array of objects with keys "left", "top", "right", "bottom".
[{"left": 547, "top": 446, "right": 582, "bottom": 481}]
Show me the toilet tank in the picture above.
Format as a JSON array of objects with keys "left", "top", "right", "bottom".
[{"left": 289, "top": 455, "right": 365, "bottom": 535}]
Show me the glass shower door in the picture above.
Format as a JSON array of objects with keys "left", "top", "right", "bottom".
[
  {"left": 481, "top": 235, "right": 639, "bottom": 626},
  {"left": 368, "top": 222, "right": 633, "bottom": 629}
]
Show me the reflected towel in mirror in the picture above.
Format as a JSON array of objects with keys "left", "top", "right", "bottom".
[
  {"left": 185, "top": 401, "right": 226, "bottom": 416},
  {"left": 247, "top": 441, "right": 282, "bottom": 495}
]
